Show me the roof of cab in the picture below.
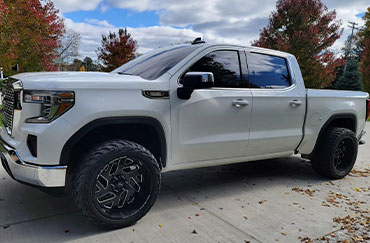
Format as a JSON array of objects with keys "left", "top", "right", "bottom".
[{"left": 192, "top": 43, "right": 294, "bottom": 58}]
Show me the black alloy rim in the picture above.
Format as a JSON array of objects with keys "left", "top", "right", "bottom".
[
  {"left": 333, "top": 138, "right": 355, "bottom": 172},
  {"left": 92, "top": 156, "right": 151, "bottom": 220}
]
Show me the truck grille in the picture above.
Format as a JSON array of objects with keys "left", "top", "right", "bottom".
[{"left": 2, "top": 79, "right": 22, "bottom": 135}]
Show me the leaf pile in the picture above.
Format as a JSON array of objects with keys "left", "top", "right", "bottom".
[
  {"left": 321, "top": 194, "right": 370, "bottom": 242},
  {"left": 298, "top": 236, "right": 313, "bottom": 243},
  {"left": 331, "top": 212, "right": 370, "bottom": 242},
  {"left": 323, "top": 191, "right": 349, "bottom": 208},
  {"left": 349, "top": 168, "right": 370, "bottom": 177},
  {"left": 292, "top": 187, "right": 316, "bottom": 197}
]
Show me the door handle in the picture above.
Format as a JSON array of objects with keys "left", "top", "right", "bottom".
[
  {"left": 290, "top": 100, "right": 302, "bottom": 108},
  {"left": 232, "top": 99, "right": 249, "bottom": 108}
]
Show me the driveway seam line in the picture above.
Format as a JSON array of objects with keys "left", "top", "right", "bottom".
[
  {"left": 0, "top": 210, "right": 80, "bottom": 228},
  {"left": 162, "top": 184, "right": 263, "bottom": 243}
]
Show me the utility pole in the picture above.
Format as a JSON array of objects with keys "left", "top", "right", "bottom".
[
  {"left": 344, "top": 21, "right": 359, "bottom": 72},
  {"left": 347, "top": 21, "right": 359, "bottom": 56}
]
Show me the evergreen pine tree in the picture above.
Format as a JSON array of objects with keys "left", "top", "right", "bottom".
[
  {"left": 333, "top": 32, "right": 363, "bottom": 91},
  {"left": 335, "top": 58, "right": 363, "bottom": 91}
]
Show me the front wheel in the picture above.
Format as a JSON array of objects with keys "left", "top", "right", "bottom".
[
  {"left": 311, "top": 127, "right": 358, "bottom": 179},
  {"left": 73, "top": 140, "right": 161, "bottom": 229}
]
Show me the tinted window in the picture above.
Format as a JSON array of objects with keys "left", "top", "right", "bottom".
[
  {"left": 248, "top": 53, "right": 291, "bottom": 89},
  {"left": 187, "top": 50, "right": 243, "bottom": 88},
  {"left": 113, "top": 45, "right": 200, "bottom": 80}
]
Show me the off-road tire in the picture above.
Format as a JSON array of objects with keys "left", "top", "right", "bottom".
[
  {"left": 72, "top": 140, "right": 161, "bottom": 229},
  {"left": 311, "top": 127, "right": 358, "bottom": 179}
]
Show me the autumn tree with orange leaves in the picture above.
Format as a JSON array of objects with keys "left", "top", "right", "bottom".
[
  {"left": 357, "top": 8, "right": 370, "bottom": 93},
  {"left": 253, "top": 0, "right": 343, "bottom": 88},
  {"left": 0, "top": 0, "right": 64, "bottom": 75},
  {"left": 97, "top": 28, "right": 137, "bottom": 72}
]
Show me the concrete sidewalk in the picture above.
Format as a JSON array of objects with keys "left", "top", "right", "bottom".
[{"left": 0, "top": 124, "right": 369, "bottom": 242}]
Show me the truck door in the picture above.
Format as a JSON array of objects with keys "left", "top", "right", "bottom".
[
  {"left": 170, "top": 49, "right": 253, "bottom": 165},
  {"left": 245, "top": 51, "right": 306, "bottom": 156}
]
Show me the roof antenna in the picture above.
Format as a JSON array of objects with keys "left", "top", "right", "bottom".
[{"left": 192, "top": 37, "right": 205, "bottom": 45}]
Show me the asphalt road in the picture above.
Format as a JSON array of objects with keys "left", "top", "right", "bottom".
[{"left": 0, "top": 124, "right": 369, "bottom": 243}]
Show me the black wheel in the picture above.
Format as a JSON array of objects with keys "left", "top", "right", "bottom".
[
  {"left": 73, "top": 140, "right": 161, "bottom": 229},
  {"left": 311, "top": 127, "right": 358, "bottom": 179}
]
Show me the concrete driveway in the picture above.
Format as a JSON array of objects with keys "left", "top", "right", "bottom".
[{"left": 0, "top": 124, "right": 369, "bottom": 243}]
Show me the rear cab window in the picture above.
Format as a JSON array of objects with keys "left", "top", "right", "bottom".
[{"left": 247, "top": 52, "right": 292, "bottom": 89}]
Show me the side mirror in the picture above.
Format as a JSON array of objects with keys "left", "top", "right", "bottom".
[{"left": 177, "top": 72, "right": 214, "bottom": 100}]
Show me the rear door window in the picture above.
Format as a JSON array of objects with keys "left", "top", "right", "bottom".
[{"left": 247, "top": 53, "right": 291, "bottom": 89}]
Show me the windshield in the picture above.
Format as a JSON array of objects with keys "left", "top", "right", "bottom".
[{"left": 112, "top": 45, "right": 201, "bottom": 80}]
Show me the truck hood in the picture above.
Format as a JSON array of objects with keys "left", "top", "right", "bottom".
[{"left": 11, "top": 72, "right": 167, "bottom": 90}]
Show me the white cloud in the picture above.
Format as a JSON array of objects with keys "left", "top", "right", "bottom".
[
  {"left": 56, "top": 0, "right": 369, "bottom": 60},
  {"left": 52, "top": 0, "right": 102, "bottom": 12},
  {"left": 84, "top": 19, "right": 113, "bottom": 28},
  {"left": 100, "top": 4, "right": 109, "bottom": 13},
  {"left": 325, "top": 0, "right": 368, "bottom": 53},
  {"left": 106, "top": 0, "right": 275, "bottom": 26},
  {"left": 65, "top": 18, "right": 247, "bottom": 59}
]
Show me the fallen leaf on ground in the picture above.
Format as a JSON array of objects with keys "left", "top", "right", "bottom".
[
  {"left": 349, "top": 169, "right": 370, "bottom": 177},
  {"left": 298, "top": 236, "right": 313, "bottom": 243},
  {"left": 322, "top": 202, "right": 330, "bottom": 207},
  {"left": 292, "top": 187, "right": 316, "bottom": 197}
]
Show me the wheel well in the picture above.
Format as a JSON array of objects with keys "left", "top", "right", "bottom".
[
  {"left": 61, "top": 117, "right": 167, "bottom": 174},
  {"left": 326, "top": 118, "right": 356, "bottom": 133},
  {"left": 310, "top": 114, "right": 357, "bottom": 157}
]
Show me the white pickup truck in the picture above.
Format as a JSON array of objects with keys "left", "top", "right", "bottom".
[{"left": 1, "top": 40, "right": 369, "bottom": 228}]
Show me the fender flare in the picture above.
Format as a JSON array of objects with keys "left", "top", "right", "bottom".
[
  {"left": 311, "top": 113, "right": 357, "bottom": 155},
  {"left": 60, "top": 117, "right": 167, "bottom": 167}
]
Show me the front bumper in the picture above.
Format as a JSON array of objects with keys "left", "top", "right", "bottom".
[{"left": 0, "top": 138, "right": 67, "bottom": 187}]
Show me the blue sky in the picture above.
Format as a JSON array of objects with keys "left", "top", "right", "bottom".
[
  {"left": 65, "top": 9, "right": 160, "bottom": 28},
  {"left": 53, "top": 0, "right": 369, "bottom": 59}
]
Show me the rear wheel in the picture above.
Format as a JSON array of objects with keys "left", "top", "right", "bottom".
[
  {"left": 311, "top": 127, "right": 358, "bottom": 179},
  {"left": 73, "top": 140, "right": 160, "bottom": 229}
]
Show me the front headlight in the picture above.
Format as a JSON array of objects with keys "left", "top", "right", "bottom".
[{"left": 23, "top": 90, "right": 75, "bottom": 123}]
